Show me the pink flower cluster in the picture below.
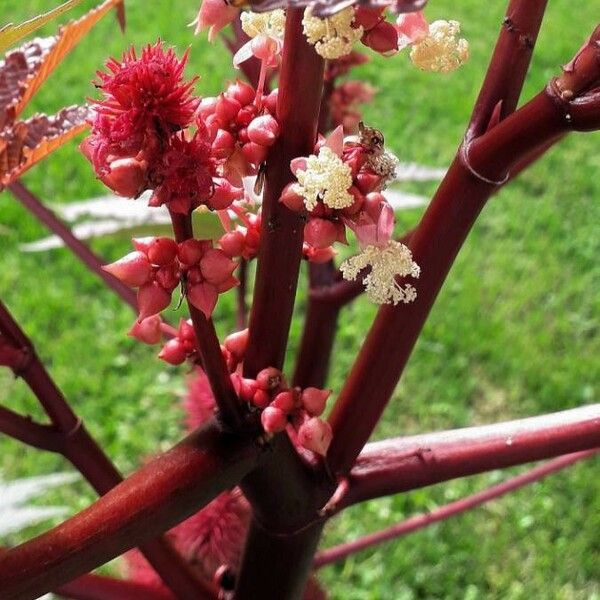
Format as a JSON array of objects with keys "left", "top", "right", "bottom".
[
  {"left": 282, "top": 126, "right": 397, "bottom": 261},
  {"left": 199, "top": 80, "right": 280, "bottom": 185},
  {"left": 103, "top": 236, "right": 237, "bottom": 321}
]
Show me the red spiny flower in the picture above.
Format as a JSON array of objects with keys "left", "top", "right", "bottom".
[{"left": 95, "top": 40, "right": 199, "bottom": 138}]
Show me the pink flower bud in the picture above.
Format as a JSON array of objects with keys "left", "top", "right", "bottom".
[
  {"left": 158, "top": 339, "right": 188, "bottom": 365},
  {"left": 103, "top": 251, "right": 151, "bottom": 287},
  {"left": 301, "top": 387, "right": 331, "bottom": 416},
  {"left": 362, "top": 21, "right": 399, "bottom": 56},
  {"left": 219, "top": 230, "right": 246, "bottom": 257},
  {"left": 265, "top": 89, "right": 279, "bottom": 114},
  {"left": 355, "top": 172, "right": 381, "bottom": 195},
  {"left": 215, "top": 94, "right": 241, "bottom": 123},
  {"left": 396, "top": 10, "right": 429, "bottom": 48},
  {"left": 224, "top": 329, "right": 249, "bottom": 359},
  {"left": 178, "top": 239, "right": 210, "bottom": 266},
  {"left": 208, "top": 178, "right": 243, "bottom": 210},
  {"left": 198, "top": 96, "right": 218, "bottom": 119},
  {"left": 261, "top": 406, "right": 287, "bottom": 433},
  {"left": 178, "top": 318, "right": 196, "bottom": 342},
  {"left": 200, "top": 249, "right": 237, "bottom": 284},
  {"left": 279, "top": 183, "right": 305, "bottom": 212},
  {"left": 297, "top": 417, "right": 332, "bottom": 456},
  {"left": 128, "top": 315, "right": 162, "bottom": 345},
  {"left": 137, "top": 281, "right": 172, "bottom": 321},
  {"left": 241, "top": 142, "right": 268, "bottom": 165},
  {"left": 256, "top": 367, "right": 282, "bottom": 391},
  {"left": 304, "top": 245, "right": 336, "bottom": 263},
  {"left": 212, "top": 129, "right": 236, "bottom": 159},
  {"left": 102, "top": 157, "right": 147, "bottom": 198},
  {"left": 192, "top": 0, "right": 239, "bottom": 42},
  {"left": 187, "top": 282, "right": 219, "bottom": 317},
  {"left": 271, "top": 390, "right": 295, "bottom": 413},
  {"left": 146, "top": 237, "right": 178, "bottom": 266},
  {"left": 227, "top": 79, "right": 256, "bottom": 106},
  {"left": 252, "top": 389, "right": 271, "bottom": 409},
  {"left": 353, "top": 7, "right": 385, "bottom": 30},
  {"left": 155, "top": 263, "right": 180, "bottom": 292},
  {"left": 304, "top": 218, "right": 339, "bottom": 249},
  {"left": 247, "top": 115, "right": 280, "bottom": 147},
  {"left": 238, "top": 377, "right": 258, "bottom": 402},
  {"left": 236, "top": 106, "right": 257, "bottom": 127}
]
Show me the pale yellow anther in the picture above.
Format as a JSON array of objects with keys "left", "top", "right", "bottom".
[
  {"left": 340, "top": 240, "right": 420, "bottom": 305},
  {"left": 302, "top": 7, "right": 363, "bottom": 60},
  {"left": 295, "top": 146, "right": 354, "bottom": 211},
  {"left": 410, "top": 20, "right": 469, "bottom": 73},
  {"left": 241, "top": 9, "right": 286, "bottom": 39}
]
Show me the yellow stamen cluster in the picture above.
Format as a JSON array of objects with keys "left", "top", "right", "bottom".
[
  {"left": 340, "top": 240, "right": 420, "bottom": 305},
  {"left": 241, "top": 9, "right": 286, "bottom": 39},
  {"left": 410, "top": 20, "right": 469, "bottom": 73},
  {"left": 295, "top": 146, "right": 354, "bottom": 211},
  {"left": 302, "top": 7, "right": 363, "bottom": 60}
]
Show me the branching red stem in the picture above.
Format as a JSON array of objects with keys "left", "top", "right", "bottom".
[{"left": 315, "top": 449, "right": 598, "bottom": 568}]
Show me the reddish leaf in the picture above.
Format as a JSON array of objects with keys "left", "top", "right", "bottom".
[{"left": 0, "top": 105, "right": 89, "bottom": 187}]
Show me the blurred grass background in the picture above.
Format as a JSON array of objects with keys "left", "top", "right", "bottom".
[{"left": 0, "top": 1, "right": 598, "bottom": 598}]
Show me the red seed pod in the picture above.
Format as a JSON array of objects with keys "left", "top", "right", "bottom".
[
  {"left": 103, "top": 157, "right": 147, "bottom": 198},
  {"left": 178, "top": 239, "right": 209, "bottom": 266},
  {"left": 178, "top": 319, "right": 196, "bottom": 342},
  {"left": 158, "top": 339, "right": 188, "bottom": 365},
  {"left": 198, "top": 96, "right": 218, "bottom": 120},
  {"left": 297, "top": 417, "right": 333, "bottom": 456},
  {"left": 215, "top": 93, "right": 242, "bottom": 123},
  {"left": 261, "top": 406, "right": 287, "bottom": 433},
  {"left": 256, "top": 367, "right": 282, "bottom": 391},
  {"left": 252, "top": 389, "right": 271, "bottom": 409},
  {"left": 219, "top": 230, "right": 246, "bottom": 257},
  {"left": 238, "top": 377, "right": 258, "bottom": 402},
  {"left": 271, "top": 390, "right": 295, "bottom": 413},
  {"left": 137, "top": 281, "right": 172, "bottom": 321},
  {"left": 224, "top": 329, "right": 249, "bottom": 360},
  {"left": 304, "top": 218, "right": 339, "bottom": 249},
  {"left": 236, "top": 106, "right": 257, "bottom": 127},
  {"left": 264, "top": 88, "right": 278, "bottom": 114},
  {"left": 247, "top": 114, "right": 280, "bottom": 147},
  {"left": 128, "top": 315, "right": 163, "bottom": 345},
  {"left": 237, "top": 127, "right": 250, "bottom": 144},
  {"left": 147, "top": 237, "right": 178, "bottom": 266},
  {"left": 103, "top": 251, "right": 152, "bottom": 287},
  {"left": 200, "top": 249, "right": 237, "bottom": 285},
  {"left": 226, "top": 79, "right": 256, "bottom": 106},
  {"left": 301, "top": 387, "right": 331, "bottom": 416}
]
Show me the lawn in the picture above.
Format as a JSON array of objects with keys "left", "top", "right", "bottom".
[{"left": 0, "top": 1, "right": 599, "bottom": 599}]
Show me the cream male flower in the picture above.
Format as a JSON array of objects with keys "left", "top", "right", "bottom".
[
  {"left": 410, "top": 20, "right": 469, "bottom": 73},
  {"left": 294, "top": 146, "right": 353, "bottom": 211},
  {"left": 340, "top": 240, "right": 420, "bottom": 305},
  {"left": 302, "top": 7, "right": 364, "bottom": 60},
  {"left": 240, "top": 9, "right": 286, "bottom": 40}
]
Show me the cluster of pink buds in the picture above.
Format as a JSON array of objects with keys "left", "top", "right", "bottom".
[
  {"left": 103, "top": 236, "right": 238, "bottom": 320},
  {"left": 158, "top": 319, "right": 198, "bottom": 366},
  {"left": 200, "top": 81, "right": 280, "bottom": 185},
  {"left": 219, "top": 211, "right": 262, "bottom": 261},
  {"left": 231, "top": 366, "right": 332, "bottom": 456}
]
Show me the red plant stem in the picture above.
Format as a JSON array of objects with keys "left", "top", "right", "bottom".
[
  {"left": 340, "top": 404, "right": 600, "bottom": 507},
  {"left": 0, "top": 419, "right": 259, "bottom": 600},
  {"left": 0, "top": 300, "right": 214, "bottom": 599},
  {"left": 56, "top": 573, "right": 175, "bottom": 600},
  {"left": 315, "top": 449, "right": 598, "bottom": 568},
  {"left": 243, "top": 9, "right": 324, "bottom": 377},
  {"left": 236, "top": 258, "right": 248, "bottom": 330},
  {"left": 169, "top": 211, "right": 245, "bottom": 430},
  {"left": 7, "top": 181, "right": 137, "bottom": 310},
  {"left": 467, "top": 0, "right": 549, "bottom": 139}
]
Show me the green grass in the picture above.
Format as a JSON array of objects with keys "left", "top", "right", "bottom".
[{"left": 1, "top": 1, "right": 599, "bottom": 598}]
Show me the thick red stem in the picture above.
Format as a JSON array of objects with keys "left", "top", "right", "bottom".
[
  {"left": 340, "top": 405, "right": 600, "bottom": 507},
  {"left": 56, "top": 573, "right": 175, "bottom": 600},
  {"left": 0, "top": 419, "right": 259, "bottom": 600},
  {"left": 315, "top": 449, "right": 598, "bottom": 567},
  {"left": 169, "top": 211, "right": 246, "bottom": 430},
  {"left": 7, "top": 182, "right": 137, "bottom": 310}
]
